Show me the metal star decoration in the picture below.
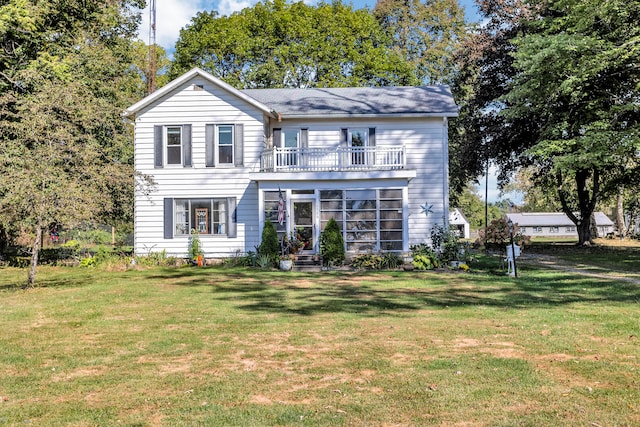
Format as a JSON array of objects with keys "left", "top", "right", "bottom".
[{"left": 420, "top": 202, "right": 434, "bottom": 216}]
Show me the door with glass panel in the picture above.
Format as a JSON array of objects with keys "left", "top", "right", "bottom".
[
  {"left": 292, "top": 200, "right": 314, "bottom": 252},
  {"left": 349, "top": 128, "right": 368, "bottom": 166}
]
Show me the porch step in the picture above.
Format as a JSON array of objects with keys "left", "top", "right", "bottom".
[{"left": 293, "top": 254, "right": 323, "bottom": 272}]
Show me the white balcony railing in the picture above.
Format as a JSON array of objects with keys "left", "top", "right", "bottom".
[{"left": 260, "top": 146, "right": 405, "bottom": 172}]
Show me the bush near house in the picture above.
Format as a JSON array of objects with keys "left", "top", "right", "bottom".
[
  {"left": 258, "top": 221, "right": 279, "bottom": 266},
  {"left": 319, "top": 218, "right": 345, "bottom": 266}
]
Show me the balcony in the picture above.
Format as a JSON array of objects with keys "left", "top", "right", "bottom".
[{"left": 259, "top": 146, "right": 406, "bottom": 172}]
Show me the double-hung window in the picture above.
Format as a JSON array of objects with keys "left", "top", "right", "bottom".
[
  {"left": 217, "top": 125, "right": 234, "bottom": 164},
  {"left": 166, "top": 126, "right": 182, "bottom": 165},
  {"left": 205, "top": 124, "right": 243, "bottom": 167},
  {"left": 154, "top": 124, "right": 192, "bottom": 168}
]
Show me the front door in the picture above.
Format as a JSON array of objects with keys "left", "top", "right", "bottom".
[{"left": 292, "top": 200, "right": 314, "bottom": 252}]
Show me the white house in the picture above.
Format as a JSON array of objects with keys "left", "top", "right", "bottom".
[
  {"left": 449, "top": 208, "right": 470, "bottom": 239},
  {"left": 506, "top": 212, "right": 615, "bottom": 238},
  {"left": 124, "top": 68, "right": 458, "bottom": 258}
]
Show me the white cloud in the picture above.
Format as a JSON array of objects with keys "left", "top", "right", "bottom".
[
  {"left": 136, "top": 0, "right": 270, "bottom": 50},
  {"left": 137, "top": 0, "right": 208, "bottom": 50},
  {"left": 217, "top": 0, "right": 252, "bottom": 16}
]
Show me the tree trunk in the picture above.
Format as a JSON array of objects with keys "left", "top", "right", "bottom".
[
  {"left": 27, "top": 227, "right": 42, "bottom": 287},
  {"left": 616, "top": 187, "right": 626, "bottom": 238},
  {"left": 576, "top": 220, "right": 592, "bottom": 246}
]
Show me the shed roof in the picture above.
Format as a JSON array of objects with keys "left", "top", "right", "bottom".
[{"left": 506, "top": 212, "right": 614, "bottom": 227}]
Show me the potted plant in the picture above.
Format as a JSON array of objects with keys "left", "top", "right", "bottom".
[{"left": 279, "top": 254, "right": 294, "bottom": 271}]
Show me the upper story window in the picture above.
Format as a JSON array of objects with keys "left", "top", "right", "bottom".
[
  {"left": 341, "top": 127, "right": 376, "bottom": 166},
  {"left": 218, "top": 125, "right": 234, "bottom": 164},
  {"left": 206, "top": 123, "right": 244, "bottom": 167},
  {"left": 272, "top": 128, "right": 307, "bottom": 167},
  {"left": 166, "top": 126, "right": 182, "bottom": 165},
  {"left": 154, "top": 124, "right": 191, "bottom": 168},
  {"left": 282, "top": 129, "right": 300, "bottom": 149}
]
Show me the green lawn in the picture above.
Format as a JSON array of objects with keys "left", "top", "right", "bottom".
[{"left": 1, "top": 257, "right": 639, "bottom": 426}]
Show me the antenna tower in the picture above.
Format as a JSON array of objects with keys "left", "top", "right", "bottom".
[{"left": 148, "top": 0, "right": 157, "bottom": 94}]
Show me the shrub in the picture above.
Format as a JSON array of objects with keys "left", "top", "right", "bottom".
[
  {"left": 256, "top": 254, "right": 272, "bottom": 269},
  {"left": 412, "top": 254, "right": 435, "bottom": 270},
  {"left": 476, "top": 217, "right": 530, "bottom": 250},
  {"left": 319, "top": 218, "right": 345, "bottom": 266},
  {"left": 430, "top": 224, "right": 461, "bottom": 263},
  {"left": 380, "top": 252, "right": 403, "bottom": 269},
  {"left": 350, "top": 253, "right": 382, "bottom": 270},
  {"left": 410, "top": 243, "right": 440, "bottom": 269},
  {"left": 258, "top": 221, "right": 279, "bottom": 267}
]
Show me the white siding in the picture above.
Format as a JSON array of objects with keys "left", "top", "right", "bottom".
[
  {"left": 133, "top": 78, "right": 450, "bottom": 257},
  {"left": 134, "top": 77, "right": 264, "bottom": 257},
  {"left": 270, "top": 117, "right": 448, "bottom": 248}
]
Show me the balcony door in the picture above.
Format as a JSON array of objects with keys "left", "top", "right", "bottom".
[
  {"left": 349, "top": 128, "right": 369, "bottom": 165},
  {"left": 292, "top": 199, "right": 315, "bottom": 253}
]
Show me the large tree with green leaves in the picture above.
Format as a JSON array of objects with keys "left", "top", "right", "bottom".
[
  {"left": 373, "top": 0, "right": 468, "bottom": 85},
  {"left": 171, "top": 0, "right": 418, "bottom": 88},
  {"left": 0, "top": 0, "right": 144, "bottom": 285},
  {"left": 452, "top": 0, "right": 640, "bottom": 245}
]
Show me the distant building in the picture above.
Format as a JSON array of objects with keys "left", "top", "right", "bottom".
[
  {"left": 449, "top": 208, "right": 470, "bottom": 239},
  {"left": 506, "top": 212, "right": 614, "bottom": 238}
]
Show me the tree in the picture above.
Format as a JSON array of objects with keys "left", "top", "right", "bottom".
[
  {"left": 0, "top": 0, "right": 145, "bottom": 285},
  {"left": 503, "top": 0, "right": 640, "bottom": 244},
  {"left": 171, "top": 0, "right": 418, "bottom": 88},
  {"left": 451, "top": 0, "right": 640, "bottom": 245},
  {"left": 373, "top": 0, "right": 468, "bottom": 84},
  {"left": 452, "top": 185, "right": 503, "bottom": 229},
  {"left": 131, "top": 40, "right": 171, "bottom": 95}
]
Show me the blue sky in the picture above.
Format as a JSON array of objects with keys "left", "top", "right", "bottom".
[{"left": 139, "top": 0, "right": 482, "bottom": 51}]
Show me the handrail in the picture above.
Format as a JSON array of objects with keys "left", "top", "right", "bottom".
[{"left": 260, "top": 146, "right": 405, "bottom": 172}]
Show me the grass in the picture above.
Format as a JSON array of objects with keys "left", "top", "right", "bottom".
[{"left": 0, "top": 255, "right": 639, "bottom": 426}]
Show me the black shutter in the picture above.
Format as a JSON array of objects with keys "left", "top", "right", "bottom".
[
  {"left": 163, "top": 198, "right": 173, "bottom": 239},
  {"left": 340, "top": 128, "right": 348, "bottom": 147},
  {"left": 234, "top": 124, "right": 244, "bottom": 167},
  {"left": 205, "top": 124, "right": 214, "bottom": 167},
  {"left": 369, "top": 128, "right": 376, "bottom": 165},
  {"left": 227, "top": 197, "right": 237, "bottom": 238},
  {"left": 183, "top": 124, "right": 192, "bottom": 167},
  {"left": 273, "top": 128, "right": 281, "bottom": 147},
  {"left": 154, "top": 125, "right": 163, "bottom": 168},
  {"left": 301, "top": 128, "right": 308, "bottom": 148}
]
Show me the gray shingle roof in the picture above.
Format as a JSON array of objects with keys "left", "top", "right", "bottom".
[
  {"left": 241, "top": 86, "right": 458, "bottom": 118},
  {"left": 506, "top": 212, "right": 614, "bottom": 227}
]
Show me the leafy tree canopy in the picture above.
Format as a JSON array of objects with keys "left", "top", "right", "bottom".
[
  {"left": 0, "top": 0, "right": 145, "bottom": 285},
  {"left": 373, "top": 0, "right": 468, "bottom": 85},
  {"left": 171, "top": 0, "right": 419, "bottom": 88},
  {"left": 451, "top": 0, "right": 640, "bottom": 244}
]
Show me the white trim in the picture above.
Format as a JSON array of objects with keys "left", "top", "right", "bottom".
[{"left": 250, "top": 170, "right": 416, "bottom": 182}]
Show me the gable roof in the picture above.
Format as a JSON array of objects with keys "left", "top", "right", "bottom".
[
  {"left": 506, "top": 212, "right": 614, "bottom": 227},
  {"left": 242, "top": 86, "right": 458, "bottom": 119},
  {"left": 124, "top": 67, "right": 458, "bottom": 119},
  {"left": 449, "top": 208, "right": 469, "bottom": 224},
  {"left": 123, "top": 68, "right": 277, "bottom": 118}
]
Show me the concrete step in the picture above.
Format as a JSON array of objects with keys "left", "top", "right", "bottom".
[{"left": 292, "top": 254, "right": 323, "bottom": 272}]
